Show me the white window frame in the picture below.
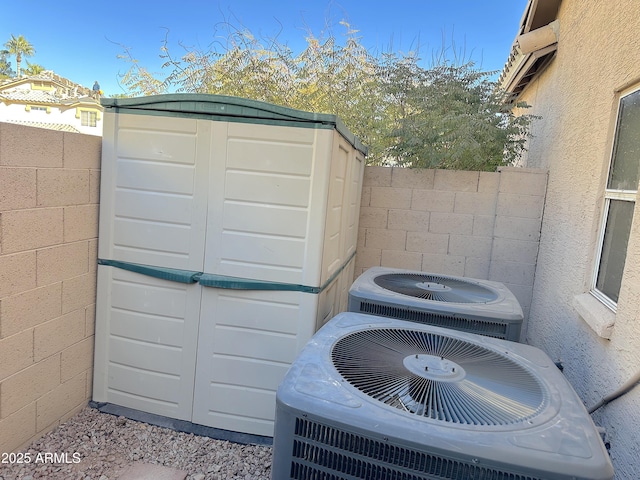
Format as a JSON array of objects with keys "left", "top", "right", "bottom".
[
  {"left": 591, "top": 85, "right": 640, "bottom": 311},
  {"left": 80, "top": 110, "right": 97, "bottom": 127}
]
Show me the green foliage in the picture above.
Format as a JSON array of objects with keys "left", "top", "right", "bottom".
[
  {"left": 4, "top": 34, "right": 35, "bottom": 77},
  {"left": 0, "top": 49, "right": 14, "bottom": 78},
  {"left": 379, "top": 59, "right": 535, "bottom": 170},
  {"left": 23, "top": 61, "right": 45, "bottom": 76},
  {"left": 117, "top": 24, "right": 536, "bottom": 170}
]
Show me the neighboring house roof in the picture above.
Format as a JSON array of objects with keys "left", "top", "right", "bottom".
[
  {"left": 0, "top": 71, "right": 94, "bottom": 96},
  {"left": 0, "top": 70, "right": 102, "bottom": 107},
  {"left": 0, "top": 70, "right": 103, "bottom": 135},
  {"left": 0, "top": 89, "right": 60, "bottom": 104},
  {"left": 4, "top": 119, "right": 81, "bottom": 133},
  {"left": 499, "top": 0, "right": 562, "bottom": 99}
]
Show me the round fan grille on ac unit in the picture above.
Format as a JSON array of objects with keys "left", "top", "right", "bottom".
[
  {"left": 373, "top": 273, "right": 499, "bottom": 303},
  {"left": 331, "top": 328, "right": 546, "bottom": 426}
]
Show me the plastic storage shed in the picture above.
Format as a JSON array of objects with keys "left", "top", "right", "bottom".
[{"left": 93, "top": 94, "right": 366, "bottom": 437}]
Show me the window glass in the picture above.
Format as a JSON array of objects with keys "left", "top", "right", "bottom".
[
  {"left": 596, "top": 199, "right": 634, "bottom": 303},
  {"left": 81, "top": 111, "right": 97, "bottom": 127},
  {"left": 608, "top": 89, "right": 640, "bottom": 191}
]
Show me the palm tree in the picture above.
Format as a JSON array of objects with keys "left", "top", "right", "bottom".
[
  {"left": 4, "top": 34, "right": 35, "bottom": 77},
  {"left": 24, "top": 61, "right": 45, "bottom": 76}
]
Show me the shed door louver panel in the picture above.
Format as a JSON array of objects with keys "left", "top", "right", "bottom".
[
  {"left": 98, "top": 114, "right": 210, "bottom": 271},
  {"left": 93, "top": 266, "right": 201, "bottom": 421}
]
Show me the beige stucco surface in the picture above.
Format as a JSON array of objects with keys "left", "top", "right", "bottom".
[{"left": 513, "top": 1, "right": 640, "bottom": 477}]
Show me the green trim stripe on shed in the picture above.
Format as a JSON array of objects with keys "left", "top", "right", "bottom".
[
  {"left": 98, "top": 259, "right": 202, "bottom": 284},
  {"left": 98, "top": 250, "right": 356, "bottom": 293},
  {"left": 101, "top": 94, "right": 367, "bottom": 155}
]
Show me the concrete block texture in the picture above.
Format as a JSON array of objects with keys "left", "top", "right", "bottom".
[
  {"left": 37, "top": 169, "right": 91, "bottom": 206},
  {"left": 0, "top": 207, "right": 64, "bottom": 254},
  {"left": 62, "top": 273, "right": 97, "bottom": 315},
  {"left": 1, "top": 283, "right": 63, "bottom": 338},
  {"left": 363, "top": 166, "right": 392, "bottom": 186},
  {"left": 364, "top": 228, "right": 407, "bottom": 250},
  {"left": 448, "top": 235, "right": 493, "bottom": 258},
  {"left": 0, "top": 167, "right": 37, "bottom": 211},
  {"left": 0, "top": 403, "right": 36, "bottom": 454},
  {"left": 63, "top": 204, "right": 99, "bottom": 242},
  {"left": 0, "top": 329, "right": 34, "bottom": 381},
  {"left": 36, "top": 372, "right": 87, "bottom": 431},
  {"left": 90, "top": 169, "right": 101, "bottom": 204},
  {"left": 406, "top": 231, "right": 449, "bottom": 254},
  {"left": 36, "top": 241, "right": 90, "bottom": 286},
  {"left": 34, "top": 309, "right": 86, "bottom": 362},
  {"left": 0, "top": 252, "right": 37, "bottom": 298},
  {"left": 491, "top": 237, "right": 540, "bottom": 265},
  {"left": 429, "top": 212, "right": 474, "bottom": 235},
  {"left": 454, "top": 192, "right": 498, "bottom": 216},
  {"left": 494, "top": 215, "right": 542, "bottom": 241},
  {"left": 497, "top": 192, "right": 545, "bottom": 219},
  {"left": 61, "top": 337, "right": 94, "bottom": 382},
  {"left": 411, "top": 189, "right": 455, "bottom": 212},
  {"left": 478, "top": 171, "right": 500, "bottom": 192},
  {"left": 434, "top": 169, "right": 480, "bottom": 192},
  {"left": 489, "top": 261, "right": 536, "bottom": 286},
  {"left": 421, "top": 253, "right": 466, "bottom": 276},
  {"left": 370, "top": 186, "right": 412, "bottom": 209},
  {"left": 0, "top": 123, "right": 63, "bottom": 167},
  {"left": 63, "top": 131, "right": 102, "bottom": 169},
  {"left": 359, "top": 206, "right": 388, "bottom": 228},
  {"left": 391, "top": 168, "right": 435, "bottom": 189},
  {"left": 381, "top": 250, "right": 423, "bottom": 270},
  {"left": 388, "top": 209, "right": 430, "bottom": 232},
  {"left": 497, "top": 167, "right": 548, "bottom": 196},
  {"left": 464, "top": 257, "right": 491, "bottom": 279},
  {"left": 0, "top": 124, "right": 100, "bottom": 454},
  {"left": 1, "top": 354, "right": 61, "bottom": 418}
]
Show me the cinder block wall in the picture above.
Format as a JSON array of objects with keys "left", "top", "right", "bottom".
[
  {"left": 0, "top": 123, "right": 101, "bottom": 453},
  {"left": 355, "top": 166, "right": 547, "bottom": 331}
]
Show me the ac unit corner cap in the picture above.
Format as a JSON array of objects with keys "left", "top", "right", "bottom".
[
  {"left": 509, "top": 417, "right": 614, "bottom": 479},
  {"left": 286, "top": 361, "right": 362, "bottom": 409}
]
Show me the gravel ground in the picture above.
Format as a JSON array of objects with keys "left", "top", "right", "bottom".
[{"left": 0, "top": 407, "right": 272, "bottom": 480}]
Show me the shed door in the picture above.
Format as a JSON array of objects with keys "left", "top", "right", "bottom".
[{"left": 98, "top": 113, "right": 211, "bottom": 271}]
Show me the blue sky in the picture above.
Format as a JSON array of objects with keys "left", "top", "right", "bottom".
[{"left": 1, "top": 0, "right": 527, "bottom": 97}]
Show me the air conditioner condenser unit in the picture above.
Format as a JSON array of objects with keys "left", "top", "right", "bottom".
[
  {"left": 272, "top": 312, "right": 614, "bottom": 480},
  {"left": 349, "top": 266, "right": 524, "bottom": 341}
]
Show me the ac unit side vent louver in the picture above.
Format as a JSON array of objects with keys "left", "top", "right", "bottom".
[
  {"left": 290, "top": 417, "right": 543, "bottom": 480},
  {"left": 358, "top": 300, "right": 508, "bottom": 339}
]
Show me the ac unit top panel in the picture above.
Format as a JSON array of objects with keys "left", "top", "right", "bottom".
[
  {"left": 349, "top": 267, "right": 524, "bottom": 321},
  {"left": 276, "top": 312, "right": 613, "bottom": 479}
]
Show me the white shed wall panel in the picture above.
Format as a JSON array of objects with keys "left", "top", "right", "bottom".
[
  {"left": 98, "top": 114, "right": 210, "bottom": 271},
  {"left": 192, "top": 287, "right": 330, "bottom": 436},
  {"left": 204, "top": 123, "right": 333, "bottom": 286},
  {"left": 344, "top": 150, "right": 366, "bottom": 259},
  {"left": 95, "top": 96, "right": 366, "bottom": 438},
  {"left": 93, "top": 266, "right": 201, "bottom": 420}
]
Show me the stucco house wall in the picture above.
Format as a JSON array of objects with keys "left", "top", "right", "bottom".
[
  {"left": 0, "top": 123, "right": 101, "bottom": 453},
  {"left": 0, "top": 73, "right": 103, "bottom": 136},
  {"left": 508, "top": 0, "right": 640, "bottom": 476}
]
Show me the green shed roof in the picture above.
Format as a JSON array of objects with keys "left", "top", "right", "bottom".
[{"left": 101, "top": 94, "right": 367, "bottom": 155}]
